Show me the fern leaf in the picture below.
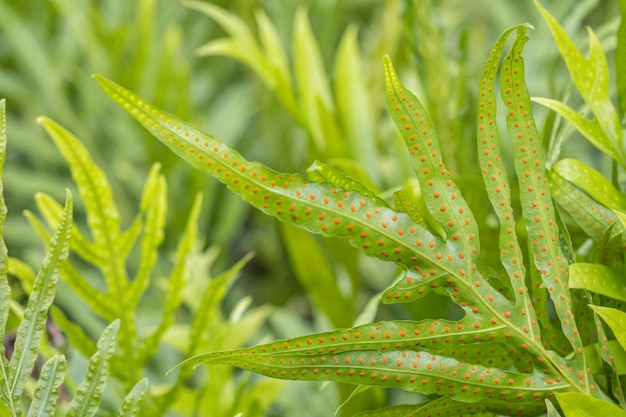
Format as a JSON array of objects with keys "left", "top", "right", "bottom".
[
  {"left": 37, "top": 117, "right": 127, "bottom": 300},
  {"left": 187, "top": 252, "right": 254, "bottom": 356},
  {"left": 384, "top": 56, "right": 478, "bottom": 254},
  {"left": 26, "top": 355, "right": 66, "bottom": 417},
  {"left": 8, "top": 190, "right": 72, "bottom": 402},
  {"left": 355, "top": 396, "right": 546, "bottom": 417},
  {"left": 570, "top": 264, "right": 626, "bottom": 302},
  {"left": 116, "top": 378, "right": 149, "bottom": 417},
  {"left": 556, "top": 392, "right": 626, "bottom": 417},
  {"left": 137, "top": 193, "right": 202, "bottom": 361},
  {"left": 553, "top": 159, "right": 626, "bottom": 211},
  {"left": 93, "top": 74, "right": 455, "bottom": 295},
  {"left": 500, "top": 27, "right": 587, "bottom": 365},
  {"left": 0, "top": 98, "right": 15, "bottom": 416},
  {"left": 33, "top": 193, "right": 105, "bottom": 267},
  {"left": 65, "top": 320, "right": 119, "bottom": 417},
  {"left": 95, "top": 22, "right": 618, "bottom": 413},
  {"left": 125, "top": 169, "right": 166, "bottom": 308},
  {"left": 307, "top": 161, "right": 388, "bottom": 208},
  {"left": 0, "top": 98, "right": 9, "bottom": 344},
  {"left": 534, "top": 0, "right": 624, "bottom": 167},
  {"left": 548, "top": 169, "right": 619, "bottom": 242},
  {"left": 177, "top": 330, "right": 569, "bottom": 403}
]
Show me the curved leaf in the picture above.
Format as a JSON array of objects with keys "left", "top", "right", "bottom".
[
  {"left": 534, "top": 0, "right": 624, "bottom": 166},
  {"left": 591, "top": 306, "right": 626, "bottom": 353},
  {"left": 555, "top": 392, "right": 626, "bottom": 417},
  {"left": 0, "top": 98, "right": 9, "bottom": 343},
  {"left": 549, "top": 169, "right": 619, "bottom": 242},
  {"left": 384, "top": 56, "right": 479, "bottom": 254},
  {"left": 553, "top": 159, "right": 626, "bottom": 212},
  {"left": 0, "top": 98, "right": 15, "bottom": 416},
  {"left": 27, "top": 355, "right": 66, "bottom": 417},
  {"left": 180, "top": 334, "right": 569, "bottom": 403},
  {"left": 66, "top": 320, "right": 119, "bottom": 417},
  {"left": 570, "top": 263, "right": 626, "bottom": 302},
  {"left": 116, "top": 378, "right": 149, "bottom": 417},
  {"left": 355, "top": 396, "right": 547, "bottom": 417},
  {"left": 8, "top": 191, "right": 72, "bottom": 402}
]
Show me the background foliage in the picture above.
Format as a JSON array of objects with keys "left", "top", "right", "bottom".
[{"left": 0, "top": 0, "right": 624, "bottom": 416}]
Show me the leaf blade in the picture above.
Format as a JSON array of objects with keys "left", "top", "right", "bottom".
[
  {"left": 26, "top": 355, "right": 66, "bottom": 417},
  {"left": 8, "top": 191, "right": 72, "bottom": 401},
  {"left": 65, "top": 320, "right": 119, "bottom": 417}
]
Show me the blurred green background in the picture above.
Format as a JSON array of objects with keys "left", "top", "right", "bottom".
[{"left": 0, "top": 0, "right": 620, "bottom": 415}]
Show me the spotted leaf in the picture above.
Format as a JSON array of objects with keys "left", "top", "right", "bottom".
[
  {"left": 0, "top": 99, "right": 8, "bottom": 346},
  {"left": 177, "top": 328, "right": 570, "bottom": 404},
  {"left": 94, "top": 23, "right": 620, "bottom": 415},
  {"left": 553, "top": 159, "right": 626, "bottom": 212},
  {"left": 385, "top": 57, "right": 479, "bottom": 259},
  {"left": 8, "top": 191, "right": 72, "bottom": 403},
  {"left": 549, "top": 169, "right": 620, "bottom": 242},
  {"left": 94, "top": 74, "right": 469, "bottom": 295},
  {"left": 354, "top": 396, "right": 547, "bottom": 417},
  {"left": 27, "top": 355, "right": 66, "bottom": 417},
  {"left": 499, "top": 26, "right": 587, "bottom": 367},
  {"left": 477, "top": 25, "right": 540, "bottom": 345}
]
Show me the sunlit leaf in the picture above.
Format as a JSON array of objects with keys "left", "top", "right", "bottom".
[
  {"left": 555, "top": 392, "right": 626, "bottom": 417},
  {"left": 570, "top": 263, "right": 626, "bottom": 302},
  {"left": 591, "top": 306, "right": 626, "bottom": 353}
]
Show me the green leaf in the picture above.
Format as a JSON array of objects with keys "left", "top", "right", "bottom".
[
  {"left": 176, "top": 322, "right": 569, "bottom": 403},
  {"left": 33, "top": 192, "right": 105, "bottom": 267},
  {"left": 0, "top": 98, "right": 9, "bottom": 344},
  {"left": 307, "top": 161, "right": 388, "bottom": 209},
  {"left": 187, "top": 252, "right": 254, "bottom": 356},
  {"left": 499, "top": 25, "right": 583, "bottom": 358},
  {"left": 125, "top": 168, "right": 166, "bottom": 309},
  {"left": 355, "top": 396, "right": 547, "bottom": 417},
  {"left": 0, "top": 97, "right": 15, "bottom": 417},
  {"left": 93, "top": 73, "right": 455, "bottom": 304},
  {"left": 534, "top": 1, "right": 624, "bottom": 166},
  {"left": 549, "top": 169, "right": 619, "bottom": 242},
  {"left": 585, "top": 340, "right": 626, "bottom": 376},
  {"left": 553, "top": 159, "right": 626, "bottom": 212},
  {"left": 116, "top": 378, "right": 149, "bottom": 417},
  {"left": 555, "top": 392, "right": 626, "bottom": 417},
  {"left": 22, "top": 203, "right": 112, "bottom": 321},
  {"left": 545, "top": 399, "right": 562, "bottom": 417},
  {"left": 384, "top": 55, "right": 479, "bottom": 252},
  {"left": 570, "top": 263, "right": 626, "bottom": 302},
  {"left": 138, "top": 193, "right": 202, "bottom": 361},
  {"left": 393, "top": 187, "right": 435, "bottom": 234},
  {"left": 532, "top": 97, "right": 623, "bottom": 165},
  {"left": 65, "top": 320, "right": 119, "bottom": 417},
  {"left": 26, "top": 355, "right": 66, "bottom": 417},
  {"left": 476, "top": 25, "right": 539, "bottom": 337},
  {"left": 8, "top": 190, "right": 72, "bottom": 402},
  {"left": 95, "top": 25, "right": 616, "bottom": 411},
  {"left": 591, "top": 306, "right": 626, "bottom": 353},
  {"left": 37, "top": 117, "right": 121, "bottom": 252}
]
